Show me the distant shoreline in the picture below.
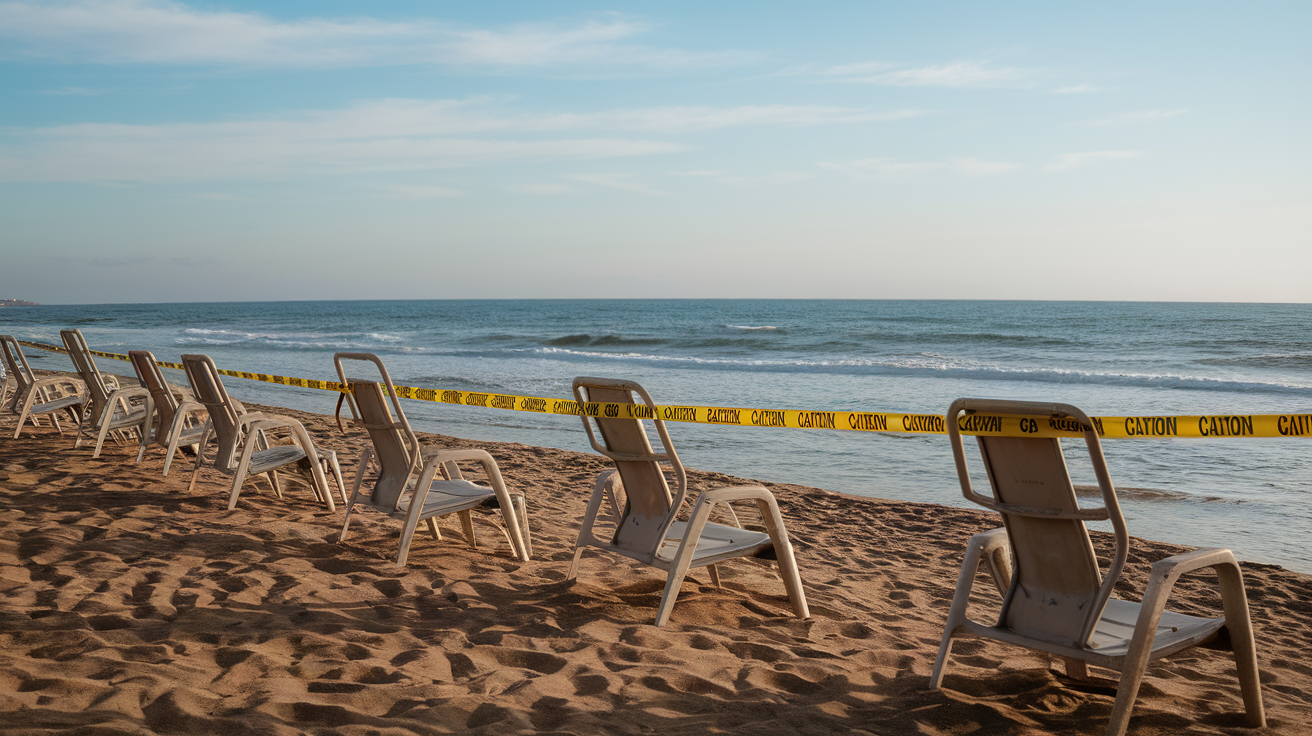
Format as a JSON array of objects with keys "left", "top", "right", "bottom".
[{"left": 0, "top": 299, "right": 39, "bottom": 307}]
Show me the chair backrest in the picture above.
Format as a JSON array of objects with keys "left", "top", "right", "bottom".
[
  {"left": 947, "top": 398, "right": 1129, "bottom": 649},
  {"left": 334, "top": 352, "right": 422, "bottom": 509},
  {"left": 0, "top": 335, "right": 38, "bottom": 401},
  {"left": 129, "top": 350, "right": 179, "bottom": 447},
  {"left": 181, "top": 354, "right": 243, "bottom": 470},
  {"left": 60, "top": 328, "right": 116, "bottom": 424},
  {"left": 573, "top": 377, "right": 687, "bottom": 559}
]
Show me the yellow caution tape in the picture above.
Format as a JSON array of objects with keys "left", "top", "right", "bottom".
[{"left": 17, "top": 340, "right": 1312, "bottom": 440}]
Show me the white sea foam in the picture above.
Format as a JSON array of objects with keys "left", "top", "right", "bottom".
[{"left": 525, "top": 347, "right": 1312, "bottom": 394}]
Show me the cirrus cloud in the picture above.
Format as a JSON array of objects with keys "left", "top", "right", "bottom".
[
  {"left": 0, "top": 98, "right": 908, "bottom": 183},
  {"left": 0, "top": 0, "right": 747, "bottom": 70}
]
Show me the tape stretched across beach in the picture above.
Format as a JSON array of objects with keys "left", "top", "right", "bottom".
[{"left": 16, "top": 339, "right": 1312, "bottom": 440}]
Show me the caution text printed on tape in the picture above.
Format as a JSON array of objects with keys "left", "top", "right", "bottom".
[{"left": 16, "top": 340, "right": 1312, "bottom": 440}]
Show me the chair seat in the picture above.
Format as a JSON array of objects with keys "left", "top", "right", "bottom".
[
  {"left": 389, "top": 479, "right": 516, "bottom": 521},
  {"left": 1086, "top": 598, "right": 1226, "bottom": 658},
  {"left": 29, "top": 395, "right": 84, "bottom": 415},
  {"left": 243, "top": 445, "right": 310, "bottom": 476},
  {"left": 655, "top": 520, "right": 773, "bottom": 566},
  {"left": 171, "top": 424, "right": 207, "bottom": 446},
  {"left": 106, "top": 406, "right": 149, "bottom": 431}
]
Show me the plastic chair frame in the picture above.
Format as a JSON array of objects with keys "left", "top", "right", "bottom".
[
  {"left": 333, "top": 352, "right": 530, "bottom": 567},
  {"left": 567, "top": 376, "right": 808, "bottom": 627},
  {"left": 931, "top": 398, "right": 1264, "bottom": 736}
]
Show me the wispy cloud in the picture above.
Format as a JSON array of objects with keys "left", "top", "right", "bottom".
[
  {"left": 0, "top": 98, "right": 914, "bottom": 183},
  {"left": 381, "top": 184, "right": 461, "bottom": 199},
  {"left": 950, "top": 157, "right": 1021, "bottom": 176},
  {"left": 0, "top": 0, "right": 745, "bottom": 70},
  {"left": 1078, "top": 109, "right": 1187, "bottom": 127},
  {"left": 566, "top": 173, "right": 664, "bottom": 195},
  {"left": 1053, "top": 84, "right": 1101, "bottom": 94},
  {"left": 822, "top": 158, "right": 943, "bottom": 175},
  {"left": 38, "top": 86, "right": 113, "bottom": 96},
  {"left": 821, "top": 157, "right": 1019, "bottom": 176},
  {"left": 1047, "top": 150, "right": 1142, "bottom": 170},
  {"left": 666, "top": 169, "right": 810, "bottom": 187},
  {"left": 190, "top": 192, "right": 242, "bottom": 201},
  {"left": 799, "top": 59, "right": 1032, "bottom": 88},
  {"left": 547, "top": 105, "right": 922, "bottom": 133},
  {"left": 512, "top": 183, "right": 575, "bottom": 195}
]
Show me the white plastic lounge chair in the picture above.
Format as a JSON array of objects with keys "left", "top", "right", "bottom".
[
  {"left": 1, "top": 334, "right": 87, "bottom": 439},
  {"left": 333, "top": 352, "right": 530, "bottom": 567},
  {"left": 567, "top": 377, "right": 809, "bottom": 627},
  {"left": 60, "top": 329, "right": 151, "bottom": 458},
  {"left": 181, "top": 353, "right": 345, "bottom": 512},
  {"left": 932, "top": 398, "right": 1264, "bottom": 736},
  {"left": 128, "top": 350, "right": 207, "bottom": 471}
]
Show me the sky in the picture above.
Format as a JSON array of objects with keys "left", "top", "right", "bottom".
[{"left": 0, "top": 1, "right": 1308, "bottom": 304}]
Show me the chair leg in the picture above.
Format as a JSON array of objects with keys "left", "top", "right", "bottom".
[
  {"left": 187, "top": 452, "right": 205, "bottom": 491},
  {"left": 338, "top": 497, "right": 359, "bottom": 543},
  {"left": 324, "top": 451, "right": 347, "bottom": 507},
  {"left": 1106, "top": 580, "right": 1174, "bottom": 736},
  {"left": 73, "top": 413, "right": 87, "bottom": 448},
  {"left": 930, "top": 529, "right": 1007, "bottom": 689},
  {"left": 755, "top": 498, "right": 809, "bottom": 619},
  {"left": 396, "top": 512, "right": 423, "bottom": 568},
  {"left": 568, "top": 472, "right": 614, "bottom": 580},
  {"left": 708, "top": 564, "right": 722, "bottom": 588},
  {"left": 14, "top": 393, "right": 37, "bottom": 438},
  {"left": 1216, "top": 562, "right": 1266, "bottom": 727},
  {"left": 186, "top": 423, "right": 211, "bottom": 491},
  {"left": 228, "top": 443, "right": 259, "bottom": 510},
  {"left": 1063, "top": 658, "right": 1090, "bottom": 680},
  {"left": 92, "top": 417, "right": 116, "bottom": 458},
  {"left": 459, "top": 510, "right": 477, "bottom": 548},
  {"left": 655, "top": 555, "right": 696, "bottom": 627},
  {"left": 338, "top": 448, "right": 372, "bottom": 543},
  {"left": 135, "top": 430, "right": 150, "bottom": 463},
  {"left": 426, "top": 517, "right": 442, "bottom": 540},
  {"left": 515, "top": 496, "right": 532, "bottom": 559},
  {"left": 566, "top": 547, "right": 587, "bottom": 580},
  {"left": 396, "top": 460, "right": 442, "bottom": 568}
]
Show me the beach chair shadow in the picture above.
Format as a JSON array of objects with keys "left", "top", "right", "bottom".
[
  {"left": 60, "top": 328, "right": 151, "bottom": 458},
  {"left": 931, "top": 398, "right": 1265, "bottom": 736},
  {"left": 179, "top": 353, "right": 345, "bottom": 512},
  {"left": 332, "top": 352, "right": 531, "bottom": 567},
  {"left": 1, "top": 334, "right": 87, "bottom": 439},
  {"left": 128, "top": 350, "right": 208, "bottom": 472},
  {"left": 567, "top": 376, "right": 809, "bottom": 627}
]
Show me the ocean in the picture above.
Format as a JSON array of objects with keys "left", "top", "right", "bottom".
[{"left": 4, "top": 299, "right": 1310, "bottom": 572}]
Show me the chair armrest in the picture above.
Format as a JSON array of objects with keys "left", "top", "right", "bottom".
[
  {"left": 175, "top": 399, "right": 206, "bottom": 416},
  {"left": 421, "top": 448, "right": 514, "bottom": 489},
  {"left": 697, "top": 484, "right": 776, "bottom": 504},
  {"left": 1150, "top": 547, "right": 1237, "bottom": 578},
  {"left": 420, "top": 447, "right": 498, "bottom": 466},
  {"left": 31, "top": 376, "right": 85, "bottom": 393},
  {"left": 237, "top": 412, "right": 291, "bottom": 431},
  {"left": 107, "top": 385, "right": 149, "bottom": 408}
]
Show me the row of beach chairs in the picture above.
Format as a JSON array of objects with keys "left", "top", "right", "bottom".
[{"left": 0, "top": 329, "right": 1266, "bottom": 736}]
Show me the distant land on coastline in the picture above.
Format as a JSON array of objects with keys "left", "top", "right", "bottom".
[{"left": 0, "top": 299, "right": 39, "bottom": 307}]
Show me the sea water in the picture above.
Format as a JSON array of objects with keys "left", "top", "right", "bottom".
[{"left": 5, "top": 300, "right": 1310, "bottom": 572}]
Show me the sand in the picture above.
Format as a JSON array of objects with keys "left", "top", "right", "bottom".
[{"left": 1, "top": 396, "right": 1310, "bottom": 735}]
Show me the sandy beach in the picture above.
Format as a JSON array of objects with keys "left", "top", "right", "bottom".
[{"left": 2, "top": 393, "right": 1310, "bottom": 735}]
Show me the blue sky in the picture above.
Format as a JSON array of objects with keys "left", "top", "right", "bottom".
[{"left": 1, "top": 1, "right": 1308, "bottom": 304}]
